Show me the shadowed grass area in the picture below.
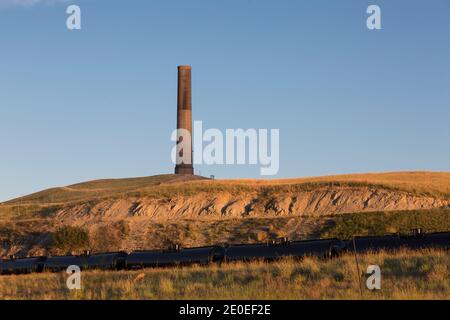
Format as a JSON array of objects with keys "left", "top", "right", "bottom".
[
  {"left": 0, "top": 249, "right": 448, "bottom": 300},
  {"left": 0, "top": 209, "right": 448, "bottom": 257},
  {"left": 143, "top": 216, "right": 310, "bottom": 249},
  {"left": 320, "top": 209, "right": 450, "bottom": 239}
]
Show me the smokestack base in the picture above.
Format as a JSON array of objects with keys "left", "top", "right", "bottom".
[{"left": 175, "top": 164, "right": 194, "bottom": 175}]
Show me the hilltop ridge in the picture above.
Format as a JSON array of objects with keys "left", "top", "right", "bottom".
[{"left": 4, "top": 171, "right": 450, "bottom": 207}]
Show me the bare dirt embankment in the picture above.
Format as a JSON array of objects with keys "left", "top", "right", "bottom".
[{"left": 53, "top": 185, "right": 449, "bottom": 222}]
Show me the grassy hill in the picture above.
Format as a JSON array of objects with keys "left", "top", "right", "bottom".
[
  {"left": 3, "top": 174, "right": 206, "bottom": 206},
  {"left": 221, "top": 171, "right": 450, "bottom": 198},
  {"left": 4, "top": 171, "right": 450, "bottom": 207},
  {"left": 0, "top": 171, "right": 449, "bottom": 258}
]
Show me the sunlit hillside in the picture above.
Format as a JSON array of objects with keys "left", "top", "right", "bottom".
[{"left": 3, "top": 172, "right": 450, "bottom": 207}]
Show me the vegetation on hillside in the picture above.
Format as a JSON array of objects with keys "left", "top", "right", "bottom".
[
  {"left": 52, "top": 226, "right": 90, "bottom": 254},
  {"left": 90, "top": 221, "right": 130, "bottom": 252},
  {"left": 321, "top": 209, "right": 450, "bottom": 239}
]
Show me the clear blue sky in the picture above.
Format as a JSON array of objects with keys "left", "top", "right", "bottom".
[{"left": 0, "top": 0, "right": 449, "bottom": 201}]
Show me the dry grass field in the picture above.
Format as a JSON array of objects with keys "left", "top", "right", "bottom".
[
  {"left": 220, "top": 171, "right": 450, "bottom": 194},
  {"left": 0, "top": 249, "right": 448, "bottom": 300}
]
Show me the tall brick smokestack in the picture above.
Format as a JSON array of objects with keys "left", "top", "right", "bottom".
[{"left": 175, "top": 65, "right": 194, "bottom": 175}]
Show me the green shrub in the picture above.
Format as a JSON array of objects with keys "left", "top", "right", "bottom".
[
  {"left": 320, "top": 209, "right": 450, "bottom": 239},
  {"left": 52, "top": 226, "right": 90, "bottom": 253}
]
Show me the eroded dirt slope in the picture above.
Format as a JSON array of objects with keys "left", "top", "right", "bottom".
[{"left": 53, "top": 185, "right": 450, "bottom": 223}]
